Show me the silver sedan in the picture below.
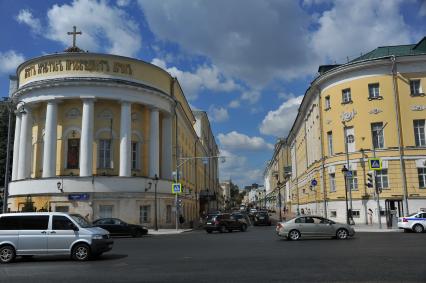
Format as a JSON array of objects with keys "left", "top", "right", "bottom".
[{"left": 276, "top": 216, "right": 355, "bottom": 240}]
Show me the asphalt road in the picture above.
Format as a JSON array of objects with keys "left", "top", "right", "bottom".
[{"left": 1, "top": 226, "right": 425, "bottom": 283}]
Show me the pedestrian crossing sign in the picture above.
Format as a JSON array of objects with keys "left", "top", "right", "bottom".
[
  {"left": 172, "top": 183, "right": 182, "bottom": 194},
  {"left": 368, "top": 158, "right": 382, "bottom": 170}
]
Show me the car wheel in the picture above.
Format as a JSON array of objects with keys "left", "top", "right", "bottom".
[
  {"left": 240, "top": 224, "right": 247, "bottom": 232},
  {"left": 206, "top": 229, "right": 212, "bottom": 234},
  {"left": 413, "top": 224, "right": 424, "bottom": 233},
  {"left": 219, "top": 225, "right": 226, "bottom": 233},
  {"left": 132, "top": 230, "right": 143, "bottom": 238},
  {"left": 288, "top": 230, "right": 301, "bottom": 241},
  {"left": 72, "top": 243, "right": 91, "bottom": 261},
  {"left": 0, "top": 245, "right": 16, "bottom": 264},
  {"left": 336, "top": 228, "right": 349, "bottom": 240}
]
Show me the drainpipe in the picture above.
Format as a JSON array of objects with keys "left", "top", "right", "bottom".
[
  {"left": 390, "top": 56, "right": 409, "bottom": 216},
  {"left": 317, "top": 87, "right": 328, "bottom": 218},
  {"left": 171, "top": 77, "right": 179, "bottom": 230}
]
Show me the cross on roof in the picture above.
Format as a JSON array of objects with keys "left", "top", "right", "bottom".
[{"left": 67, "top": 26, "right": 82, "bottom": 48}]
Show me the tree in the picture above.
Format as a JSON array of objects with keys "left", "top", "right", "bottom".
[{"left": 0, "top": 103, "right": 14, "bottom": 189}]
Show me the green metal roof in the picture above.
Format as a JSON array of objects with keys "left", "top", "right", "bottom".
[{"left": 351, "top": 37, "right": 426, "bottom": 62}]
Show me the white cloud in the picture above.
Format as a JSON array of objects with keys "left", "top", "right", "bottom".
[
  {"left": 16, "top": 9, "right": 41, "bottom": 34},
  {"left": 218, "top": 131, "right": 273, "bottom": 151},
  {"left": 151, "top": 58, "right": 239, "bottom": 100},
  {"left": 259, "top": 95, "right": 303, "bottom": 137},
  {"left": 116, "top": 0, "right": 131, "bottom": 7},
  {"left": 0, "top": 50, "right": 25, "bottom": 74},
  {"left": 219, "top": 149, "right": 263, "bottom": 186},
  {"left": 420, "top": 1, "right": 426, "bottom": 16},
  {"left": 311, "top": 0, "right": 413, "bottom": 62},
  {"left": 228, "top": 100, "right": 240, "bottom": 108},
  {"left": 16, "top": 0, "right": 141, "bottom": 57},
  {"left": 241, "top": 90, "right": 261, "bottom": 104},
  {"left": 138, "top": 0, "right": 317, "bottom": 86},
  {"left": 208, "top": 105, "right": 229, "bottom": 123}
]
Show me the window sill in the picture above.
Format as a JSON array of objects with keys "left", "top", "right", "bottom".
[
  {"left": 410, "top": 93, "right": 425, "bottom": 97},
  {"left": 341, "top": 100, "right": 353, "bottom": 105},
  {"left": 368, "top": 96, "right": 383, "bottom": 101}
]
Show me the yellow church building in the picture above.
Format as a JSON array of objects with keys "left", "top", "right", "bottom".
[
  {"left": 265, "top": 37, "right": 426, "bottom": 228},
  {"left": 6, "top": 41, "right": 219, "bottom": 228}
]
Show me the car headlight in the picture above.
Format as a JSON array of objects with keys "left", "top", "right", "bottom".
[{"left": 92, "top": 234, "right": 104, "bottom": 240}]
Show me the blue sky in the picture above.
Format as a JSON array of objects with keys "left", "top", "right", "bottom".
[{"left": 1, "top": 0, "right": 425, "bottom": 187}]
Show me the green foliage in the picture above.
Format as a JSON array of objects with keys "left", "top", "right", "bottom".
[{"left": 0, "top": 103, "right": 13, "bottom": 188}]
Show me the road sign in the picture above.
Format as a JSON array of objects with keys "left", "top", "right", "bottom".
[
  {"left": 368, "top": 158, "right": 382, "bottom": 170},
  {"left": 172, "top": 183, "right": 182, "bottom": 194},
  {"left": 311, "top": 179, "right": 317, "bottom": 186},
  {"left": 345, "top": 171, "right": 353, "bottom": 177},
  {"left": 68, "top": 193, "right": 90, "bottom": 201}
]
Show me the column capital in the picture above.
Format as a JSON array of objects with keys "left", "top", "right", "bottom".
[{"left": 120, "top": 100, "right": 132, "bottom": 106}]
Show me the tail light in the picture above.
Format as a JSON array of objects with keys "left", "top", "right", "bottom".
[
  {"left": 403, "top": 218, "right": 408, "bottom": 222},
  {"left": 276, "top": 223, "right": 283, "bottom": 229}
]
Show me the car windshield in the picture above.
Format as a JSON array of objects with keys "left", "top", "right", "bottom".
[
  {"left": 206, "top": 214, "right": 218, "bottom": 220},
  {"left": 408, "top": 212, "right": 418, "bottom": 217},
  {"left": 70, "top": 214, "right": 92, "bottom": 228}
]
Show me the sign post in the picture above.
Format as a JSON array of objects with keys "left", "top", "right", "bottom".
[
  {"left": 172, "top": 183, "right": 182, "bottom": 231},
  {"left": 368, "top": 158, "right": 382, "bottom": 171}
]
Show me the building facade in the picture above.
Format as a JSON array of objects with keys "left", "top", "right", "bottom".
[
  {"left": 6, "top": 50, "right": 219, "bottom": 227},
  {"left": 265, "top": 37, "right": 426, "bottom": 226}
]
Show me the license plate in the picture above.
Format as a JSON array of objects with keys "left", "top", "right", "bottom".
[
  {"left": 259, "top": 217, "right": 264, "bottom": 220},
  {"left": 206, "top": 222, "right": 211, "bottom": 225}
]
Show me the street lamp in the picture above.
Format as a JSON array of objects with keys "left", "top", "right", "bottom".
[
  {"left": 154, "top": 174, "right": 159, "bottom": 231},
  {"left": 341, "top": 165, "right": 350, "bottom": 224},
  {"left": 2, "top": 98, "right": 26, "bottom": 213}
]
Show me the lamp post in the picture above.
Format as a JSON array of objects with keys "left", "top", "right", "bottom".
[
  {"left": 2, "top": 98, "right": 26, "bottom": 213},
  {"left": 342, "top": 121, "right": 353, "bottom": 222},
  {"left": 341, "top": 165, "right": 350, "bottom": 224},
  {"left": 154, "top": 174, "right": 159, "bottom": 231}
]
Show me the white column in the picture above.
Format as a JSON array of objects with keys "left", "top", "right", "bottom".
[
  {"left": 149, "top": 108, "right": 160, "bottom": 178},
  {"left": 119, "top": 101, "right": 131, "bottom": 177},
  {"left": 80, "top": 99, "right": 94, "bottom": 177},
  {"left": 42, "top": 101, "right": 58, "bottom": 178},
  {"left": 11, "top": 114, "right": 22, "bottom": 181},
  {"left": 161, "top": 115, "right": 172, "bottom": 179},
  {"left": 17, "top": 108, "right": 32, "bottom": 180}
]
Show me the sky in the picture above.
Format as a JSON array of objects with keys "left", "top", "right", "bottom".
[{"left": 0, "top": 0, "right": 425, "bottom": 188}]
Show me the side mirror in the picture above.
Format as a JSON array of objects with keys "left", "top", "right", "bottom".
[{"left": 69, "top": 222, "right": 79, "bottom": 231}]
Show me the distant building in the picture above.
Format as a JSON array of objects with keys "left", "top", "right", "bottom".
[
  {"left": 6, "top": 37, "right": 219, "bottom": 227},
  {"left": 264, "top": 37, "right": 426, "bottom": 226}
]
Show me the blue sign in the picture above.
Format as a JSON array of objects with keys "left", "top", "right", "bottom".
[
  {"left": 368, "top": 158, "right": 382, "bottom": 170},
  {"left": 172, "top": 183, "right": 182, "bottom": 194},
  {"left": 311, "top": 179, "right": 318, "bottom": 186},
  {"left": 345, "top": 171, "right": 353, "bottom": 177},
  {"left": 68, "top": 193, "right": 90, "bottom": 201}
]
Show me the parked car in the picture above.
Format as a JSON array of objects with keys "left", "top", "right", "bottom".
[
  {"left": 92, "top": 218, "right": 148, "bottom": 237},
  {"left": 276, "top": 216, "right": 355, "bottom": 241},
  {"left": 253, "top": 211, "right": 272, "bottom": 226},
  {"left": 0, "top": 212, "right": 113, "bottom": 263},
  {"left": 204, "top": 213, "right": 248, "bottom": 233},
  {"left": 231, "top": 212, "right": 252, "bottom": 226},
  {"left": 398, "top": 211, "right": 426, "bottom": 233}
]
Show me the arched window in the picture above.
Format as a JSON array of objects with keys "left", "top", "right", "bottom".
[
  {"left": 96, "top": 128, "right": 116, "bottom": 169},
  {"left": 63, "top": 127, "right": 81, "bottom": 169},
  {"left": 131, "top": 131, "right": 143, "bottom": 171}
]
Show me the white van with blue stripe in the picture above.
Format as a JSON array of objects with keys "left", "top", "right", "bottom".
[{"left": 398, "top": 212, "right": 426, "bottom": 233}]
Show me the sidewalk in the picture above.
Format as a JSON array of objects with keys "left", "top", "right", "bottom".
[
  {"left": 352, "top": 224, "right": 402, "bottom": 232},
  {"left": 148, "top": 228, "right": 193, "bottom": 235}
]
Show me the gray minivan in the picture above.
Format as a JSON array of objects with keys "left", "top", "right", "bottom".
[{"left": 0, "top": 212, "right": 113, "bottom": 263}]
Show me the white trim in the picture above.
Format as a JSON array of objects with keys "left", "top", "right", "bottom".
[{"left": 415, "top": 159, "right": 426, "bottom": 168}]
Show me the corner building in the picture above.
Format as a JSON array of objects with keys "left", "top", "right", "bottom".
[
  {"left": 7, "top": 51, "right": 219, "bottom": 227},
  {"left": 270, "top": 37, "right": 426, "bottom": 226}
]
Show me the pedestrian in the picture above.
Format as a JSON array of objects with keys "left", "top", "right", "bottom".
[
  {"left": 301, "top": 208, "right": 305, "bottom": 215},
  {"left": 368, "top": 208, "right": 373, "bottom": 225},
  {"left": 179, "top": 214, "right": 185, "bottom": 225}
]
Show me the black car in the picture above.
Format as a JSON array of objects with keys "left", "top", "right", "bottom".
[
  {"left": 93, "top": 218, "right": 148, "bottom": 237},
  {"left": 204, "top": 213, "right": 248, "bottom": 233},
  {"left": 253, "top": 211, "right": 272, "bottom": 226}
]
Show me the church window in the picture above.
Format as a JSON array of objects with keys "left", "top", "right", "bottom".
[
  {"left": 99, "top": 139, "right": 112, "bottom": 169},
  {"left": 67, "top": 138, "right": 80, "bottom": 169}
]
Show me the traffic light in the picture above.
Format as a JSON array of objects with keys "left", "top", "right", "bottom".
[
  {"left": 366, "top": 171, "right": 375, "bottom": 188},
  {"left": 177, "top": 198, "right": 183, "bottom": 208}
]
